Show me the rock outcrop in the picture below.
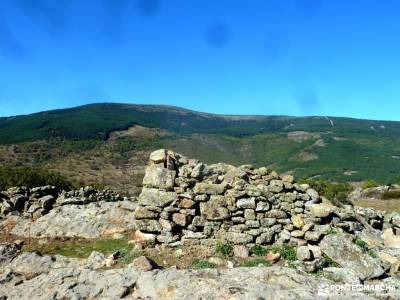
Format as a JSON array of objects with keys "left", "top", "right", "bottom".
[{"left": 0, "top": 186, "right": 136, "bottom": 239}]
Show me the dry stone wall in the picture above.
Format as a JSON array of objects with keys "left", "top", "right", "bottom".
[{"left": 134, "top": 149, "right": 384, "bottom": 249}]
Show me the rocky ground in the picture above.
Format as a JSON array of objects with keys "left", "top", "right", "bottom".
[
  {"left": 1, "top": 241, "right": 399, "bottom": 300},
  {"left": 2, "top": 150, "right": 400, "bottom": 299}
]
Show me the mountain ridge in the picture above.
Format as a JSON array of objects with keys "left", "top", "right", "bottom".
[{"left": 1, "top": 102, "right": 400, "bottom": 193}]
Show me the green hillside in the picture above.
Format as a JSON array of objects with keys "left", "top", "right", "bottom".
[{"left": 1, "top": 103, "right": 400, "bottom": 194}]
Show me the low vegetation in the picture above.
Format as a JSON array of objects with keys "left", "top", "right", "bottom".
[
  {"left": 216, "top": 242, "right": 233, "bottom": 257},
  {"left": 250, "top": 244, "right": 297, "bottom": 261},
  {"left": 190, "top": 259, "right": 216, "bottom": 269},
  {"left": 22, "top": 238, "right": 136, "bottom": 264},
  {"left": 2, "top": 103, "right": 400, "bottom": 191},
  {"left": 0, "top": 165, "right": 77, "bottom": 191},
  {"left": 362, "top": 180, "right": 379, "bottom": 189},
  {"left": 354, "top": 238, "right": 368, "bottom": 251},
  {"left": 242, "top": 258, "right": 271, "bottom": 267},
  {"left": 302, "top": 179, "right": 353, "bottom": 205},
  {"left": 323, "top": 254, "right": 340, "bottom": 267}
]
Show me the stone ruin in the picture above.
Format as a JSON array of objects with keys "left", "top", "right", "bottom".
[
  {"left": 0, "top": 185, "right": 124, "bottom": 219},
  {"left": 134, "top": 149, "right": 385, "bottom": 250}
]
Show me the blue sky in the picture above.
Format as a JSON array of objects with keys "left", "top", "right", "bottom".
[{"left": 1, "top": 0, "right": 400, "bottom": 120}]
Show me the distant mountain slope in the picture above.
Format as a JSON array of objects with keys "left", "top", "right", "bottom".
[
  {"left": 1, "top": 103, "right": 400, "bottom": 194},
  {"left": 2, "top": 103, "right": 400, "bottom": 143}
]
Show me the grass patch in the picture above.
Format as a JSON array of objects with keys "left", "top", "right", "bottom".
[
  {"left": 243, "top": 258, "right": 271, "bottom": 267},
  {"left": 266, "top": 244, "right": 297, "bottom": 261},
  {"left": 354, "top": 238, "right": 368, "bottom": 251},
  {"left": 216, "top": 242, "right": 233, "bottom": 257},
  {"left": 190, "top": 259, "right": 216, "bottom": 269},
  {"left": 323, "top": 254, "right": 340, "bottom": 267},
  {"left": 368, "top": 250, "right": 378, "bottom": 258},
  {"left": 362, "top": 180, "right": 379, "bottom": 189},
  {"left": 250, "top": 245, "right": 268, "bottom": 256},
  {"left": 23, "top": 238, "right": 135, "bottom": 264},
  {"left": 326, "top": 229, "right": 338, "bottom": 235}
]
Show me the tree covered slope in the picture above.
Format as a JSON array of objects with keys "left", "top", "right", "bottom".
[{"left": 1, "top": 103, "right": 400, "bottom": 192}]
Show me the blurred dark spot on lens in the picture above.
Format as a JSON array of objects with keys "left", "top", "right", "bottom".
[
  {"left": 0, "top": 21, "right": 26, "bottom": 60},
  {"left": 136, "top": 0, "right": 159, "bottom": 17},
  {"left": 296, "top": 90, "right": 321, "bottom": 114},
  {"left": 206, "top": 23, "right": 229, "bottom": 48},
  {"left": 264, "top": 34, "right": 288, "bottom": 62},
  {"left": 297, "top": 0, "right": 321, "bottom": 18},
  {"left": 15, "top": 0, "right": 68, "bottom": 34}
]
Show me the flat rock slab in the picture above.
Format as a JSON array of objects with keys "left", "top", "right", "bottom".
[
  {"left": 3, "top": 201, "right": 137, "bottom": 239},
  {"left": 320, "top": 233, "right": 385, "bottom": 280}
]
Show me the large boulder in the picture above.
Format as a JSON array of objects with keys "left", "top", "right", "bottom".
[
  {"left": 5, "top": 201, "right": 136, "bottom": 239},
  {"left": 142, "top": 165, "right": 176, "bottom": 190},
  {"left": 319, "top": 234, "right": 385, "bottom": 280},
  {"left": 310, "top": 203, "right": 335, "bottom": 218}
]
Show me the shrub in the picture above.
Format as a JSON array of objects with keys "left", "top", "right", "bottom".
[
  {"left": 216, "top": 242, "right": 233, "bottom": 257},
  {"left": 362, "top": 180, "right": 379, "bottom": 189},
  {"left": 302, "top": 179, "right": 353, "bottom": 205},
  {"left": 354, "top": 238, "right": 368, "bottom": 251},
  {"left": 243, "top": 258, "right": 271, "bottom": 267},
  {"left": 190, "top": 259, "right": 216, "bottom": 269},
  {"left": 0, "top": 165, "right": 77, "bottom": 191},
  {"left": 250, "top": 245, "right": 268, "bottom": 256},
  {"left": 326, "top": 229, "right": 338, "bottom": 235}
]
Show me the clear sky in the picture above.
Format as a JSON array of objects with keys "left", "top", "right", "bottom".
[{"left": 1, "top": 0, "right": 400, "bottom": 120}]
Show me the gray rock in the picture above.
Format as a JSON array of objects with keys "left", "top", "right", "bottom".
[
  {"left": 233, "top": 245, "right": 249, "bottom": 258},
  {"left": 297, "top": 246, "right": 312, "bottom": 261},
  {"left": 244, "top": 209, "right": 255, "bottom": 220},
  {"left": 256, "top": 201, "right": 270, "bottom": 212},
  {"left": 0, "top": 243, "right": 19, "bottom": 266},
  {"left": 38, "top": 195, "right": 55, "bottom": 210},
  {"left": 304, "top": 231, "right": 323, "bottom": 242},
  {"left": 138, "top": 188, "right": 177, "bottom": 207},
  {"left": 130, "top": 256, "right": 155, "bottom": 271},
  {"left": 320, "top": 234, "right": 385, "bottom": 280},
  {"left": 142, "top": 165, "right": 176, "bottom": 190},
  {"left": 172, "top": 213, "right": 189, "bottom": 226},
  {"left": 191, "top": 162, "right": 206, "bottom": 179},
  {"left": 134, "top": 206, "right": 159, "bottom": 219},
  {"left": 136, "top": 219, "right": 162, "bottom": 232},
  {"left": 256, "top": 230, "right": 275, "bottom": 244},
  {"left": 6, "top": 201, "right": 136, "bottom": 239},
  {"left": 323, "top": 267, "right": 361, "bottom": 284},
  {"left": 225, "top": 232, "right": 253, "bottom": 244},
  {"left": 0, "top": 250, "right": 382, "bottom": 300},
  {"left": 236, "top": 198, "right": 256, "bottom": 209},
  {"left": 149, "top": 149, "right": 167, "bottom": 163},
  {"left": 200, "top": 196, "right": 229, "bottom": 220},
  {"left": 260, "top": 217, "right": 277, "bottom": 227},
  {"left": 306, "top": 188, "right": 319, "bottom": 200},
  {"left": 194, "top": 183, "right": 227, "bottom": 195}
]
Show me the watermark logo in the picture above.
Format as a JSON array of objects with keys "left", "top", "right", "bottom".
[{"left": 318, "top": 283, "right": 395, "bottom": 296}]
